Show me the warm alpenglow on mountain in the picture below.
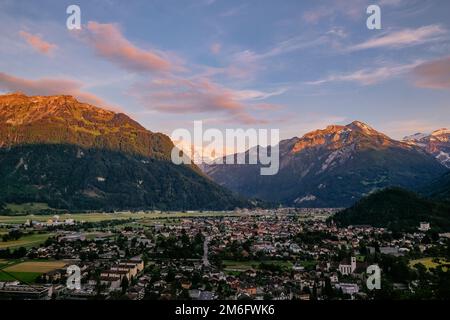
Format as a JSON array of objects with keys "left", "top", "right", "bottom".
[
  {"left": 203, "top": 121, "right": 447, "bottom": 207},
  {"left": 0, "top": 93, "right": 248, "bottom": 211},
  {"left": 0, "top": 93, "right": 173, "bottom": 159},
  {"left": 403, "top": 129, "right": 450, "bottom": 168},
  {"left": 1, "top": 0, "right": 450, "bottom": 306}
]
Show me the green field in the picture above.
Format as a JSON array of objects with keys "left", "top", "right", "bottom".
[
  {"left": 298, "top": 260, "right": 317, "bottom": 270},
  {"left": 0, "top": 212, "right": 143, "bottom": 224},
  {"left": 0, "top": 271, "right": 42, "bottom": 283},
  {"left": 0, "top": 260, "right": 66, "bottom": 283},
  {"left": 0, "top": 259, "right": 8, "bottom": 268},
  {"left": 409, "top": 257, "right": 450, "bottom": 271},
  {"left": 3, "top": 203, "right": 53, "bottom": 215},
  {"left": 223, "top": 260, "right": 293, "bottom": 272},
  {"left": 0, "top": 233, "right": 52, "bottom": 249},
  {"left": 0, "top": 211, "right": 243, "bottom": 225},
  {"left": 84, "top": 231, "right": 115, "bottom": 240}
]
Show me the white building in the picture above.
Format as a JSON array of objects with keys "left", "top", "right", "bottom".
[
  {"left": 339, "top": 257, "right": 356, "bottom": 275},
  {"left": 64, "top": 219, "right": 75, "bottom": 225},
  {"left": 419, "top": 222, "right": 430, "bottom": 232},
  {"left": 335, "top": 283, "right": 359, "bottom": 295},
  {"left": 289, "top": 243, "right": 301, "bottom": 253}
]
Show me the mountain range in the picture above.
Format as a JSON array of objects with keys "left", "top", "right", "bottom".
[
  {"left": 1, "top": 92, "right": 449, "bottom": 213},
  {"left": 0, "top": 93, "right": 248, "bottom": 211},
  {"left": 203, "top": 121, "right": 448, "bottom": 207},
  {"left": 403, "top": 129, "right": 450, "bottom": 168}
]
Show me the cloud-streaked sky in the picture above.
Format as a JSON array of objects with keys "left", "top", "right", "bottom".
[{"left": 1, "top": 0, "right": 450, "bottom": 142}]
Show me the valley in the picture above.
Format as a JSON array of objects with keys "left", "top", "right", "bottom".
[
  {"left": 0, "top": 207, "right": 449, "bottom": 300},
  {"left": 0, "top": 94, "right": 449, "bottom": 302}
]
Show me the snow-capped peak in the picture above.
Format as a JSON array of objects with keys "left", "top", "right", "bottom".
[
  {"left": 347, "top": 121, "right": 376, "bottom": 134},
  {"left": 431, "top": 128, "right": 450, "bottom": 136},
  {"left": 402, "top": 128, "right": 450, "bottom": 168},
  {"left": 403, "top": 132, "right": 430, "bottom": 142}
]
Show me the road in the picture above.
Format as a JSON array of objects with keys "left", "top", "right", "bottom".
[{"left": 203, "top": 237, "right": 210, "bottom": 267}]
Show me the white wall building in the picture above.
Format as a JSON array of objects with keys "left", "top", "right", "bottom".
[
  {"left": 335, "top": 283, "right": 359, "bottom": 295},
  {"left": 339, "top": 257, "right": 356, "bottom": 275},
  {"left": 419, "top": 222, "right": 430, "bottom": 232}
]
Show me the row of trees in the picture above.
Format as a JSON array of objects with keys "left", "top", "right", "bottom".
[
  {"left": 0, "top": 246, "right": 27, "bottom": 259},
  {"left": 1, "top": 229, "right": 24, "bottom": 242}
]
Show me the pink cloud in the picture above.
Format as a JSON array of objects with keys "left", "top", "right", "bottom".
[
  {"left": 303, "top": 0, "right": 366, "bottom": 24},
  {"left": 83, "top": 22, "right": 177, "bottom": 73},
  {"left": 131, "top": 76, "right": 279, "bottom": 124},
  {"left": 413, "top": 56, "right": 450, "bottom": 89},
  {"left": 74, "top": 21, "right": 285, "bottom": 124},
  {"left": 0, "top": 71, "right": 118, "bottom": 110},
  {"left": 19, "top": 31, "right": 57, "bottom": 55},
  {"left": 349, "top": 25, "right": 447, "bottom": 51}
]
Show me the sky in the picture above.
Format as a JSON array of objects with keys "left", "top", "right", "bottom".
[{"left": 1, "top": 0, "right": 450, "bottom": 152}]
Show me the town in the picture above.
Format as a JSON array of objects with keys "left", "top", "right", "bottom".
[{"left": 1, "top": 209, "right": 449, "bottom": 300}]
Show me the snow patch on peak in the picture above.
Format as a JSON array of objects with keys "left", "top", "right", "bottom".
[
  {"left": 294, "top": 194, "right": 317, "bottom": 203},
  {"left": 347, "top": 121, "right": 376, "bottom": 134},
  {"left": 319, "top": 145, "right": 355, "bottom": 173},
  {"left": 351, "top": 121, "right": 372, "bottom": 129},
  {"left": 436, "top": 151, "right": 450, "bottom": 168},
  {"left": 403, "top": 132, "right": 430, "bottom": 141},
  {"left": 431, "top": 128, "right": 450, "bottom": 136}
]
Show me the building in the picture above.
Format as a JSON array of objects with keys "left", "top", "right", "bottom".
[
  {"left": 240, "top": 286, "right": 257, "bottom": 296},
  {"left": 380, "top": 247, "right": 403, "bottom": 257},
  {"left": 339, "top": 257, "right": 356, "bottom": 275},
  {"left": 127, "top": 286, "right": 145, "bottom": 300},
  {"left": 335, "top": 283, "right": 359, "bottom": 296},
  {"left": 100, "top": 277, "right": 121, "bottom": 290},
  {"left": 100, "top": 270, "right": 130, "bottom": 281},
  {"left": 0, "top": 282, "right": 51, "bottom": 300},
  {"left": 289, "top": 243, "right": 301, "bottom": 253},
  {"left": 419, "top": 222, "right": 431, "bottom": 232},
  {"left": 64, "top": 219, "right": 75, "bottom": 225},
  {"left": 101, "top": 258, "right": 145, "bottom": 283},
  {"left": 58, "top": 233, "right": 86, "bottom": 242},
  {"left": 189, "top": 289, "right": 215, "bottom": 300},
  {"left": 120, "top": 258, "right": 144, "bottom": 273},
  {"left": 43, "top": 269, "right": 65, "bottom": 282},
  {"left": 110, "top": 264, "right": 139, "bottom": 278}
]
